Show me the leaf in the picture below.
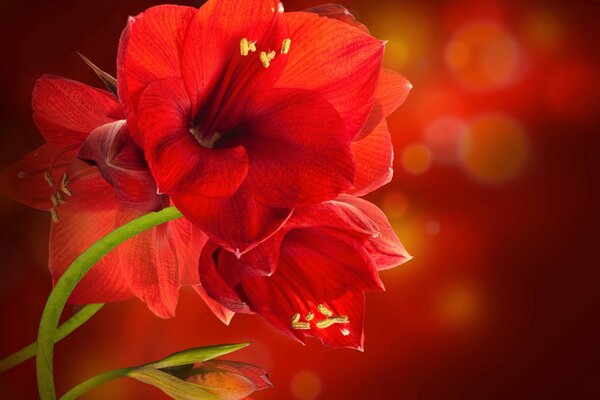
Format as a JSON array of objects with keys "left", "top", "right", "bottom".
[{"left": 144, "top": 343, "right": 250, "bottom": 370}]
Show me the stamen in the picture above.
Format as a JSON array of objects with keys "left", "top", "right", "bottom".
[
  {"left": 56, "top": 191, "right": 66, "bottom": 205},
  {"left": 291, "top": 312, "right": 310, "bottom": 330},
  {"left": 61, "top": 173, "right": 72, "bottom": 197},
  {"left": 316, "top": 315, "right": 349, "bottom": 329},
  {"left": 305, "top": 312, "right": 314, "bottom": 322},
  {"left": 240, "top": 38, "right": 250, "bottom": 56},
  {"left": 50, "top": 208, "right": 59, "bottom": 223},
  {"left": 318, "top": 304, "right": 333, "bottom": 317},
  {"left": 44, "top": 171, "right": 55, "bottom": 188},
  {"left": 341, "top": 328, "right": 350, "bottom": 336},
  {"left": 259, "top": 50, "right": 277, "bottom": 68},
  {"left": 281, "top": 38, "right": 291, "bottom": 54},
  {"left": 248, "top": 41, "right": 257, "bottom": 53},
  {"left": 50, "top": 193, "right": 59, "bottom": 207}
]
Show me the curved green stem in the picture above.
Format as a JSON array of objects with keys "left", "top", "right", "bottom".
[
  {"left": 60, "top": 367, "right": 131, "bottom": 400},
  {"left": 0, "top": 304, "right": 103, "bottom": 374},
  {"left": 36, "top": 206, "right": 183, "bottom": 400}
]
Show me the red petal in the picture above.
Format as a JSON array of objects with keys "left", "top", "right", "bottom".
[
  {"left": 137, "top": 78, "right": 249, "bottom": 197},
  {"left": 33, "top": 75, "right": 123, "bottom": 145},
  {"left": 181, "top": 0, "right": 287, "bottom": 115},
  {"left": 198, "top": 242, "right": 250, "bottom": 313},
  {"left": 117, "top": 5, "right": 196, "bottom": 142},
  {"left": 78, "top": 120, "right": 163, "bottom": 211},
  {"left": 276, "top": 12, "right": 384, "bottom": 137},
  {"left": 337, "top": 195, "right": 412, "bottom": 270},
  {"left": 356, "top": 68, "right": 412, "bottom": 140},
  {"left": 193, "top": 285, "right": 235, "bottom": 325},
  {"left": 112, "top": 208, "right": 183, "bottom": 318},
  {"left": 49, "top": 175, "right": 132, "bottom": 304},
  {"left": 348, "top": 120, "right": 394, "bottom": 196},
  {"left": 0, "top": 143, "right": 76, "bottom": 210},
  {"left": 175, "top": 184, "right": 292, "bottom": 254},
  {"left": 239, "top": 88, "right": 354, "bottom": 207},
  {"left": 304, "top": 4, "right": 369, "bottom": 32},
  {"left": 239, "top": 228, "right": 377, "bottom": 350},
  {"left": 171, "top": 217, "right": 208, "bottom": 286}
]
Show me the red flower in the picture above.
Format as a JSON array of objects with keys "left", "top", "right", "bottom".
[
  {"left": 196, "top": 195, "right": 411, "bottom": 350},
  {"left": 0, "top": 72, "right": 203, "bottom": 318},
  {"left": 117, "top": 0, "right": 397, "bottom": 255}
]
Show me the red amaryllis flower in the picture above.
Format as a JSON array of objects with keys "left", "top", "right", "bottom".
[
  {"left": 196, "top": 196, "right": 411, "bottom": 350},
  {"left": 0, "top": 69, "right": 203, "bottom": 318},
  {"left": 117, "top": 0, "right": 392, "bottom": 255}
]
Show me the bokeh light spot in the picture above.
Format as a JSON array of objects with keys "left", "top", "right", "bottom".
[
  {"left": 445, "top": 22, "right": 524, "bottom": 90},
  {"left": 523, "top": 9, "right": 564, "bottom": 52},
  {"left": 437, "top": 282, "right": 482, "bottom": 328},
  {"left": 291, "top": 370, "right": 322, "bottom": 400},
  {"left": 401, "top": 144, "right": 432, "bottom": 175},
  {"left": 424, "top": 115, "right": 469, "bottom": 165},
  {"left": 382, "top": 192, "right": 410, "bottom": 219},
  {"left": 425, "top": 220, "right": 441, "bottom": 236},
  {"left": 462, "top": 114, "right": 528, "bottom": 183}
]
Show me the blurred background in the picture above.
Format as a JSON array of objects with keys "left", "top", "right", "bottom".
[{"left": 1, "top": 0, "right": 599, "bottom": 398}]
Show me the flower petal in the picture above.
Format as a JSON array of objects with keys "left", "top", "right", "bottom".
[
  {"left": 304, "top": 3, "right": 369, "bottom": 32},
  {"left": 348, "top": 120, "right": 394, "bottom": 196},
  {"left": 33, "top": 75, "right": 123, "bottom": 145},
  {"left": 181, "top": 0, "right": 287, "bottom": 116},
  {"left": 49, "top": 174, "right": 132, "bottom": 304},
  {"left": 276, "top": 12, "right": 384, "bottom": 137},
  {"left": 117, "top": 4, "right": 196, "bottom": 142},
  {"left": 356, "top": 68, "right": 412, "bottom": 140},
  {"left": 78, "top": 120, "right": 163, "bottom": 211},
  {"left": 239, "top": 228, "right": 376, "bottom": 350},
  {"left": 193, "top": 285, "right": 236, "bottom": 325},
  {"left": 137, "top": 78, "right": 249, "bottom": 198},
  {"left": 0, "top": 143, "right": 76, "bottom": 210},
  {"left": 176, "top": 184, "right": 292, "bottom": 255},
  {"left": 337, "top": 195, "right": 412, "bottom": 270},
  {"left": 238, "top": 88, "right": 354, "bottom": 207}
]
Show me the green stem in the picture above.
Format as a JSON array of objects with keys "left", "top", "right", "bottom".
[
  {"left": 36, "top": 206, "right": 183, "bottom": 400},
  {"left": 60, "top": 367, "right": 131, "bottom": 400},
  {"left": 0, "top": 304, "right": 103, "bottom": 374}
]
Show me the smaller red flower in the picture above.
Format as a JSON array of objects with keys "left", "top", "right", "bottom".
[
  {"left": 0, "top": 70, "right": 203, "bottom": 318},
  {"left": 196, "top": 196, "right": 411, "bottom": 350}
]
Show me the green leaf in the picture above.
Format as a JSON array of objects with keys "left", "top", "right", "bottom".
[
  {"left": 128, "top": 368, "right": 220, "bottom": 400},
  {"left": 144, "top": 343, "right": 250, "bottom": 370}
]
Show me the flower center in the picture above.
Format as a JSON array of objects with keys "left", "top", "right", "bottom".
[{"left": 290, "top": 304, "right": 350, "bottom": 331}]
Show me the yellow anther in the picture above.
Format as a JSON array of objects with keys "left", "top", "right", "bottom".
[
  {"left": 50, "top": 208, "right": 59, "bottom": 223},
  {"left": 291, "top": 313, "right": 301, "bottom": 324},
  {"left": 281, "top": 38, "right": 291, "bottom": 54},
  {"left": 259, "top": 51, "right": 271, "bottom": 68},
  {"left": 318, "top": 304, "right": 333, "bottom": 317},
  {"left": 267, "top": 50, "right": 276, "bottom": 60},
  {"left": 56, "top": 191, "right": 66, "bottom": 205},
  {"left": 240, "top": 38, "right": 250, "bottom": 56},
  {"left": 305, "top": 312, "right": 314, "bottom": 322},
  {"left": 50, "top": 193, "right": 59, "bottom": 207},
  {"left": 292, "top": 321, "right": 311, "bottom": 330},
  {"left": 316, "top": 315, "right": 349, "bottom": 329},
  {"left": 341, "top": 328, "right": 350, "bottom": 336},
  {"left": 61, "top": 173, "right": 72, "bottom": 197},
  {"left": 248, "top": 41, "right": 257, "bottom": 53},
  {"left": 44, "top": 171, "right": 55, "bottom": 187}
]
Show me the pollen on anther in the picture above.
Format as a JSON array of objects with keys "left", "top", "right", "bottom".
[
  {"left": 50, "top": 193, "right": 59, "bottom": 207},
  {"left": 240, "top": 38, "right": 250, "bottom": 56},
  {"left": 61, "top": 173, "right": 72, "bottom": 197},
  {"left": 318, "top": 304, "right": 333, "bottom": 317},
  {"left": 259, "top": 51, "right": 272, "bottom": 68},
  {"left": 281, "top": 38, "right": 291, "bottom": 54},
  {"left": 44, "top": 171, "right": 55, "bottom": 187},
  {"left": 306, "top": 312, "right": 314, "bottom": 321}
]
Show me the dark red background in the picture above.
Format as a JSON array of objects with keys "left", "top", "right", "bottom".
[{"left": 1, "top": 0, "right": 599, "bottom": 399}]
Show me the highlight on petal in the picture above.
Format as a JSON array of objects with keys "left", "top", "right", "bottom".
[
  {"left": 304, "top": 3, "right": 370, "bottom": 32},
  {"left": 33, "top": 75, "right": 123, "bottom": 145},
  {"left": 349, "top": 120, "right": 394, "bottom": 197},
  {"left": 277, "top": 11, "right": 384, "bottom": 137},
  {"left": 357, "top": 68, "right": 412, "bottom": 140}
]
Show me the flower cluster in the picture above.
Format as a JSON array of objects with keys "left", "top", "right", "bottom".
[{"left": 0, "top": 1, "right": 411, "bottom": 350}]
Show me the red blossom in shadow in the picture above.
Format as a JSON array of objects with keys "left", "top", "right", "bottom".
[{"left": 0, "top": 74, "right": 204, "bottom": 318}]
